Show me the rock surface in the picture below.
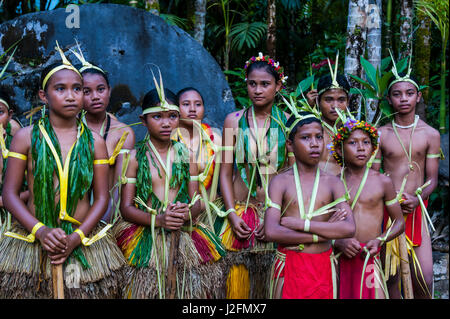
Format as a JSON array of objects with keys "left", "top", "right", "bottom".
[{"left": 0, "top": 4, "right": 235, "bottom": 141}]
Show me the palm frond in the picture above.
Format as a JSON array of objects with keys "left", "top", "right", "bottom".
[{"left": 229, "top": 21, "right": 266, "bottom": 52}]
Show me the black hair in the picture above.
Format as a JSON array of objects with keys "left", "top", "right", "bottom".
[
  {"left": 246, "top": 60, "right": 280, "bottom": 82},
  {"left": 317, "top": 73, "right": 351, "bottom": 99},
  {"left": 176, "top": 87, "right": 204, "bottom": 104},
  {"left": 40, "top": 62, "right": 82, "bottom": 91},
  {"left": 387, "top": 72, "right": 420, "bottom": 94},
  {"left": 79, "top": 64, "right": 110, "bottom": 87},
  {"left": 141, "top": 88, "right": 178, "bottom": 113},
  {"left": 286, "top": 111, "right": 322, "bottom": 141}
]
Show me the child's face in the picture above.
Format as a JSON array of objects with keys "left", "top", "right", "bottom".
[
  {"left": 287, "top": 121, "right": 324, "bottom": 166},
  {"left": 82, "top": 73, "right": 110, "bottom": 115},
  {"left": 341, "top": 129, "right": 374, "bottom": 168},
  {"left": 39, "top": 69, "right": 83, "bottom": 118},
  {"left": 178, "top": 90, "right": 204, "bottom": 124},
  {"left": 319, "top": 88, "right": 348, "bottom": 123},
  {"left": 141, "top": 109, "right": 179, "bottom": 142},
  {"left": 387, "top": 81, "right": 421, "bottom": 115},
  {"left": 0, "top": 102, "right": 12, "bottom": 129},
  {"left": 246, "top": 68, "right": 281, "bottom": 108}
]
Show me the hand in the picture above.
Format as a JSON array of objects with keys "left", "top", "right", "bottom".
[
  {"left": 280, "top": 216, "right": 302, "bottom": 231},
  {"left": 328, "top": 208, "right": 347, "bottom": 223},
  {"left": 36, "top": 226, "right": 68, "bottom": 255},
  {"left": 400, "top": 193, "right": 419, "bottom": 214},
  {"left": 363, "top": 238, "right": 381, "bottom": 258},
  {"left": 48, "top": 232, "right": 81, "bottom": 265},
  {"left": 306, "top": 89, "right": 318, "bottom": 107},
  {"left": 171, "top": 202, "right": 190, "bottom": 222},
  {"left": 254, "top": 221, "right": 265, "bottom": 241},
  {"left": 160, "top": 204, "right": 186, "bottom": 230},
  {"left": 334, "top": 238, "right": 361, "bottom": 259},
  {"left": 228, "top": 212, "right": 252, "bottom": 240}
]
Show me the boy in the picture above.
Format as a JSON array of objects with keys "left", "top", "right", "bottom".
[
  {"left": 117, "top": 80, "right": 224, "bottom": 299},
  {"left": 306, "top": 57, "right": 352, "bottom": 176},
  {"left": 264, "top": 112, "right": 355, "bottom": 299},
  {"left": 331, "top": 115, "right": 405, "bottom": 299},
  {"left": 372, "top": 59, "right": 441, "bottom": 299}
]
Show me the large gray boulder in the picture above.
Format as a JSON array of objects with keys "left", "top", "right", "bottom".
[
  {"left": 439, "top": 133, "right": 449, "bottom": 186},
  {"left": 0, "top": 4, "right": 235, "bottom": 141}
]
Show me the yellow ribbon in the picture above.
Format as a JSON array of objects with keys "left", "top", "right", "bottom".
[
  {"left": 74, "top": 223, "right": 113, "bottom": 246},
  {"left": 4, "top": 222, "right": 44, "bottom": 243},
  {"left": 0, "top": 124, "right": 27, "bottom": 161},
  {"left": 93, "top": 131, "right": 129, "bottom": 166},
  {"left": 39, "top": 121, "right": 82, "bottom": 226}
]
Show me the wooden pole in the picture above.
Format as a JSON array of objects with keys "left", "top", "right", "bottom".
[
  {"left": 52, "top": 264, "right": 64, "bottom": 299},
  {"left": 166, "top": 230, "right": 181, "bottom": 299},
  {"left": 398, "top": 233, "right": 414, "bottom": 299}
]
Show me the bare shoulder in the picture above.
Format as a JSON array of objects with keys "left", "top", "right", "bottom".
[
  {"left": 369, "top": 168, "right": 391, "bottom": 185},
  {"left": 9, "top": 119, "right": 23, "bottom": 136},
  {"left": 10, "top": 126, "right": 32, "bottom": 152},
  {"left": 224, "top": 109, "right": 245, "bottom": 128},
  {"left": 270, "top": 167, "right": 292, "bottom": 188},
  {"left": 418, "top": 119, "right": 440, "bottom": 139}
]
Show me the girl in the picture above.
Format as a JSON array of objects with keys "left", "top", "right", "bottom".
[
  {"left": 0, "top": 89, "right": 29, "bottom": 235},
  {"left": 72, "top": 46, "right": 135, "bottom": 223},
  {"left": 0, "top": 43, "right": 127, "bottom": 298},
  {"left": 116, "top": 79, "right": 225, "bottom": 299}
]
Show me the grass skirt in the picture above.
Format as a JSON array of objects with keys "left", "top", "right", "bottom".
[
  {"left": 0, "top": 222, "right": 129, "bottom": 299},
  {"left": 198, "top": 197, "right": 275, "bottom": 299},
  {"left": 115, "top": 218, "right": 225, "bottom": 299}
]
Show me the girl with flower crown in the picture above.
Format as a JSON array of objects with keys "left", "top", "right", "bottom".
[
  {"left": 0, "top": 42, "right": 127, "bottom": 298},
  {"left": 330, "top": 112, "right": 404, "bottom": 299},
  {"left": 216, "top": 53, "right": 292, "bottom": 299}
]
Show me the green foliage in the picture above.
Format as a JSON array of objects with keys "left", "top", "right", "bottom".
[
  {"left": 223, "top": 67, "right": 250, "bottom": 109},
  {"left": 229, "top": 21, "right": 266, "bottom": 53}
]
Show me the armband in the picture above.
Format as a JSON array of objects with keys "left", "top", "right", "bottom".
[{"left": 304, "top": 219, "right": 310, "bottom": 232}]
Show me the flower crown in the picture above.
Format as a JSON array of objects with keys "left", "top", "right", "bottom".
[
  {"left": 244, "top": 52, "right": 288, "bottom": 84},
  {"left": 329, "top": 117, "right": 379, "bottom": 166}
]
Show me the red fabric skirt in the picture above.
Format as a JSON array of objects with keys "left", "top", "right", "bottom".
[
  {"left": 339, "top": 243, "right": 381, "bottom": 299},
  {"left": 276, "top": 247, "right": 334, "bottom": 299},
  {"left": 383, "top": 200, "right": 428, "bottom": 246}
]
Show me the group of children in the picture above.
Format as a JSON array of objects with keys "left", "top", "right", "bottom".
[{"left": 0, "top": 42, "right": 442, "bottom": 299}]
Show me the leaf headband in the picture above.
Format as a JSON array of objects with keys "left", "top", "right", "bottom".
[
  {"left": 387, "top": 49, "right": 419, "bottom": 91},
  {"left": 277, "top": 93, "right": 319, "bottom": 136},
  {"left": 69, "top": 40, "right": 106, "bottom": 74},
  {"left": 142, "top": 65, "right": 179, "bottom": 115},
  {"left": 41, "top": 41, "right": 82, "bottom": 89},
  {"left": 317, "top": 51, "right": 348, "bottom": 96},
  {"left": 244, "top": 52, "right": 288, "bottom": 84}
]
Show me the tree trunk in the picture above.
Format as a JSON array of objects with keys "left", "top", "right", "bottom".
[
  {"left": 344, "top": 0, "right": 368, "bottom": 114},
  {"left": 399, "top": 0, "right": 414, "bottom": 59},
  {"left": 193, "top": 0, "right": 207, "bottom": 45},
  {"left": 366, "top": 0, "right": 382, "bottom": 123},
  {"left": 414, "top": 9, "right": 431, "bottom": 120},
  {"left": 383, "top": 0, "right": 393, "bottom": 57},
  {"left": 288, "top": 11, "right": 296, "bottom": 86},
  {"left": 267, "top": 0, "right": 276, "bottom": 58}
]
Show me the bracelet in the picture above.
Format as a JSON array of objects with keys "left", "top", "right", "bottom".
[
  {"left": 74, "top": 228, "right": 87, "bottom": 243},
  {"left": 4, "top": 221, "right": 45, "bottom": 243},
  {"left": 312, "top": 234, "right": 318, "bottom": 243},
  {"left": 31, "top": 222, "right": 45, "bottom": 236},
  {"left": 304, "top": 219, "right": 310, "bottom": 232}
]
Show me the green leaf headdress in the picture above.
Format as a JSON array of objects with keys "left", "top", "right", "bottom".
[
  {"left": 317, "top": 51, "right": 348, "bottom": 96},
  {"left": 69, "top": 39, "right": 106, "bottom": 74},
  {"left": 142, "top": 65, "right": 179, "bottom": 115},
  {"left": 277, "top": 93, "right": 319, "bottom": 137},
  {"left": 41, "top": 41, "right": 82, "bottom": 89},
  {"left": 387, "top": 49, "right": 419, "bottom": 91}
]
